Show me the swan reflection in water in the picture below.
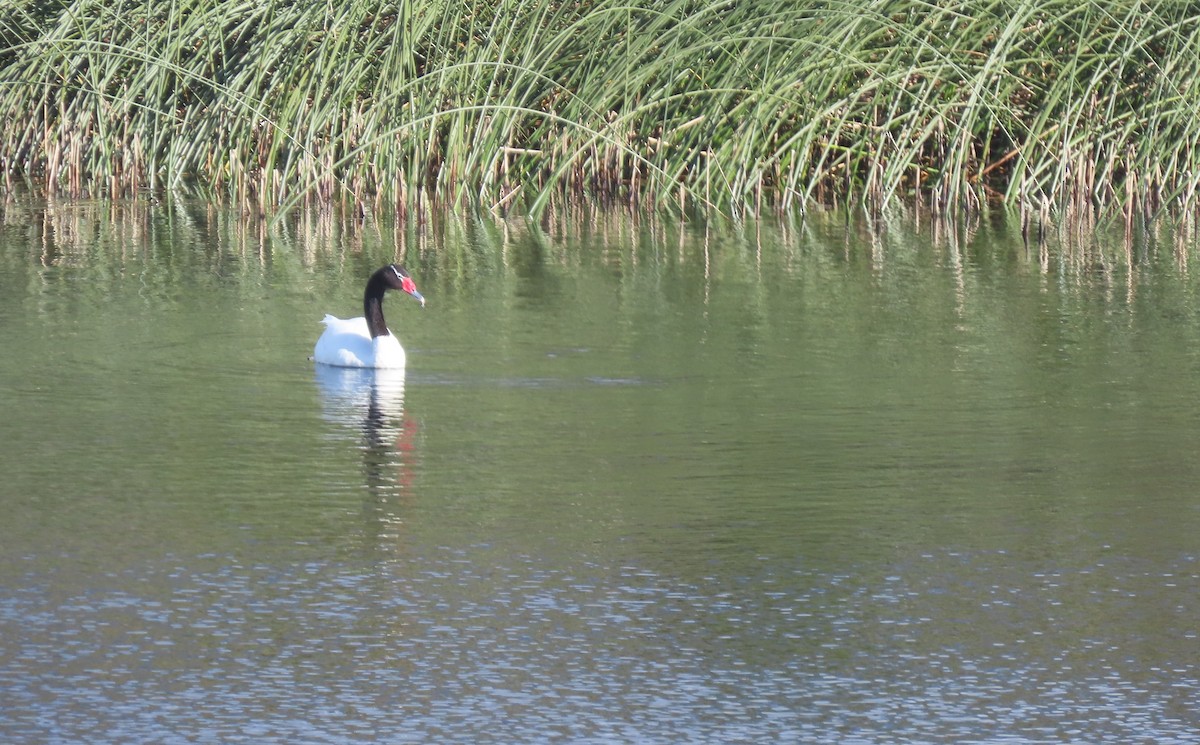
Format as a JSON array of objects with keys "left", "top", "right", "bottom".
[{"left": 314, "top": 364, "right": 419, "bottom": 506}]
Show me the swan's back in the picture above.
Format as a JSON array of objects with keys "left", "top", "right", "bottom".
[{"left": 314, "top": 315, "right": 407, "bottom": 368}]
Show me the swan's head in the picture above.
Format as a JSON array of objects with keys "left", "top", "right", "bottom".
[{"left": 386, "top": 264, "right": 425, "bottom": 307}]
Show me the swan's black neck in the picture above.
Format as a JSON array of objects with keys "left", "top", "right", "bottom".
[{"left": 363, "top": 272, "right": 391, "bottom": 338}]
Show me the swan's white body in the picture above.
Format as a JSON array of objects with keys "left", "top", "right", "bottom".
[
  {"left": 314, "top": 314, "right": 407, "bottom": 368},
  {"left": 313, "top": 264, "right": 423, "bottom": 369}
]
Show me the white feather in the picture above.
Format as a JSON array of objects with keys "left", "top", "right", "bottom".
[{"left": 314, "top": 314, "right": 407, "bottom": 368}]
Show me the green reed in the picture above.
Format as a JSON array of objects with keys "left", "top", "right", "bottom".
[{"left": 3, "top": 0, "right": 1200, "bottom": 220}]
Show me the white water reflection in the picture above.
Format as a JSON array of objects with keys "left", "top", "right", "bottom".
[
  {"left": 315, "top": 364, "right": 408, "bottom": 436},
  {"left": 314, "top": 364, "right": 417, "bottom": 508}
]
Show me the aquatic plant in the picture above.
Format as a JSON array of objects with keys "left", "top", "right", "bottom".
[{"left": 2, "top": 0, "right": 1200, "bottom": 220}]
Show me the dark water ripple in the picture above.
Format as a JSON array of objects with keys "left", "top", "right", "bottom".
[{"left": 2, "top": 547, "right": 1198, "bottom": 744}]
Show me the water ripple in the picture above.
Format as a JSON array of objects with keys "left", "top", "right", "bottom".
[{"left": 2, "top": 548, "right": 1198, "bottom": 743}]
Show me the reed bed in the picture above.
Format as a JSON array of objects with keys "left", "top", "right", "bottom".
[{"left": 3, "top": 0, "right": 1200, "bottom": 220}]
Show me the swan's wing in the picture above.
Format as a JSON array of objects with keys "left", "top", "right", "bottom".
[
  {"left": 319, "top": 315, "right": 369, "bottom": 334},
  {"left": 314, "top": 316, "right": 373, "bottom": 367}
]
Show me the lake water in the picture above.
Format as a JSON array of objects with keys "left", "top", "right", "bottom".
[{"left": 2, "top": 201, "right": 1200, "bottom": 743}]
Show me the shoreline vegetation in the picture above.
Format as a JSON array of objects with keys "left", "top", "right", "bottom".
[{"left": 2, "top": 0, "right": 1199, "bottom": 222}]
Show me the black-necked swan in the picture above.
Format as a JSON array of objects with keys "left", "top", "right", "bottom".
[{"left": 314, "top": 264, "right": 425, "bottom": 368}]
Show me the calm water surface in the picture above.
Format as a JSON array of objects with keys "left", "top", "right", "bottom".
[{"left": 2, "top": 202, "right": 1200, "bottom": 743}]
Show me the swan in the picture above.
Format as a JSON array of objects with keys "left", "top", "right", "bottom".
[{"left": 314, "top": 264, "right": 425, "bottom": 368}]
